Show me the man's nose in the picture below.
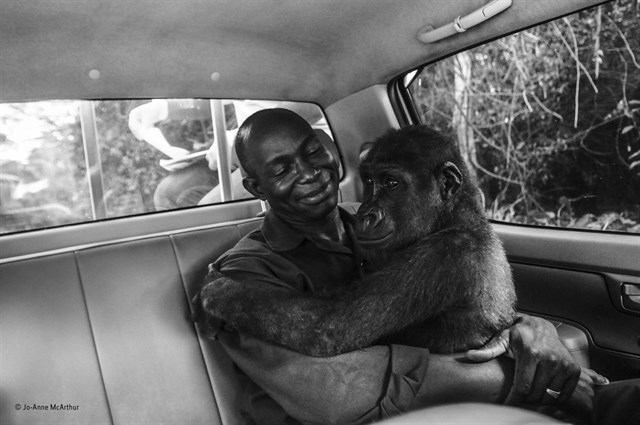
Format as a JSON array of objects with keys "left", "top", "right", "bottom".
[{"left": 296, "top": 161, "right": 321, "bottom": 184}]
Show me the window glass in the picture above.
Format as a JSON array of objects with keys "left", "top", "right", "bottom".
[
  {"left": 0, "top": 101, "right": 90, "bottom": 233},
  {"left": 0, "top": 99, "right": 332, "bottom": 234},
  {"left": 406, "top": 1, "right": 639, "bottom": 233}
]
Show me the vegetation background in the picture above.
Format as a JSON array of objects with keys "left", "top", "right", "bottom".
[{"left": 411, "top": 0, "right": 639, "bottom": 232}]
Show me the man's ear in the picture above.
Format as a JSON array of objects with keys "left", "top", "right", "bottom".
[
  {"left": 359, "top": 142, "right": 374, "bottom": 162},
  {"left": 437, "top": 161, "right": 462, "bottom": 200},
  {"left": 242, "top": 177, "right": 266, "bottom": 200}
]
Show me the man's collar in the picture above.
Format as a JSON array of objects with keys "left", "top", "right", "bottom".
[{"left": 262, "top": 207, "right": 356, "bottom": 252}]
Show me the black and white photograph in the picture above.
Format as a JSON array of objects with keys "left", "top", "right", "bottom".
[{"left": 1, "top": 1, "right": 639, "bottom": 424}]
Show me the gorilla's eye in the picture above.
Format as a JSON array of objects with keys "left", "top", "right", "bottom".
[
  {"left": 364, "top": 177, "right": 374, "bottom": 186},
  {"left": 383, "top": 178, "right": 398, "bottom": 189}
]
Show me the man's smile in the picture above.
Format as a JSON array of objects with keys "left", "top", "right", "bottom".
[{"left": 297, "top": 180, "right": 333, "bottom": 205}]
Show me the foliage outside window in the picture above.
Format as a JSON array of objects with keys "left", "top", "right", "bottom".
[{"left": 407, "top": 1, "right": 640, "bottom": 233}]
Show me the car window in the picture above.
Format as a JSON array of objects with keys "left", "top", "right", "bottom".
[
  {"left": 405, "top": 0, "right": 639, "bottom": 233},
  {"left": 0, "top": 99, "right": 333, "bottom": 235}
]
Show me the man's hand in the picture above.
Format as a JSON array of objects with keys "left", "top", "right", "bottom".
[
  {"left": 535, "top": 368, "right": 605, "bottom": 425},
  {"left": 465, "top": 314, "right": 607, "bottom": 406},
  {"left": 205, "top": 143, "right": 220, "bottom": 171}
]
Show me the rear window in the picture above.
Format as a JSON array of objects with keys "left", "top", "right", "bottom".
[
  {"left": 404, "top": 0, "right": 639, "bottom": 233},
  {"left": 0, "top": 99, "right": 333, "bottom": 234}
]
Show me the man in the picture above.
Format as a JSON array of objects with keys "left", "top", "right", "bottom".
[{"left": 193, "top": 108, "right": 604, "bottom": 424}]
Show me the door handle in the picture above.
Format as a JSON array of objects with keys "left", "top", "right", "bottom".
[{"left": 622, "top": 283, "right": 640, "bottom": 311}]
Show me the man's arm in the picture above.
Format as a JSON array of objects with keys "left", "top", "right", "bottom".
[
  {"left": 216, "top": 330, "right": 513, "bottom": 425},
  {"left": 465, "top": 314, "right": 607, "bottom": 406},
  {"left": 128, "top": 100, "right": 191, "bottom": 159},
  {"left": 216, "top": 328, "right": 600, "bottom": 425}
]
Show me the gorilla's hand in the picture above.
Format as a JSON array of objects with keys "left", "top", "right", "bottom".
[{"left": 190, "top": 265, "right": 229, "bottom": 338}]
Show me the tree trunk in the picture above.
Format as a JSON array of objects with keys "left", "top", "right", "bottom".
[{"left": 452, "top": 52, "right": 478, "bottom": 183}]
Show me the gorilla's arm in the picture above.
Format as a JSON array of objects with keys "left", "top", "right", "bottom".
[{"left": 198, "top": 229, "right": 499, "bottom": 357}]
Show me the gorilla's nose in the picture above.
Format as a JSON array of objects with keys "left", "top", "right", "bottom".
[{"left": 356, "top": 209, "right": 384, "bottom": 235}]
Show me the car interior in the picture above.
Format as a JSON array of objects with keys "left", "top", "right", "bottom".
[{"left": 1, "top": 0, "right": 638, "bottom": 424}]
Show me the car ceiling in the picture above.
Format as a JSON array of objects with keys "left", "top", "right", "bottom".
[{"left": 0, "top": 0, "right": 605, "bottom": 107}]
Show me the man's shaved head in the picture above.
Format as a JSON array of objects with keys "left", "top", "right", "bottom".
[
  {"left": 234, "top": 107, "right": 340, "bottom": 222},
  {"left": 235, "top": 108, "right": 313, "bottom": 178}
]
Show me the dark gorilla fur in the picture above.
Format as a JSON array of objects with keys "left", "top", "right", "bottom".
[{"left": 199, "top": 125, "right": 517, "bottom": 356}]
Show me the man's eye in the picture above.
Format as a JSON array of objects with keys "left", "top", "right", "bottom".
[
  {"left": 271, "top": 166, "right": 287, "bottom": 177},
  {"left": 383, "top": 178, "right": 398, "bottom": 189},
  {"left": 307, "top": 144, "right": 321, "bottom": 155}
]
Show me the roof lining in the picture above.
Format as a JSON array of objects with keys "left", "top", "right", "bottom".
[{"left": 0, "top": 0, "right": 605, "bottom": 106}]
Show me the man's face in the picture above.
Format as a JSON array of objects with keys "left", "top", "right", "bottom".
[{"left": 245, "top": 125, "right": 340, "bottom": 223}]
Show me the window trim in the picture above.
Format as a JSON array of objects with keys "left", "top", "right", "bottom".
[
  {"left": 79, "top": 100, "right": 108, "bottom": 219},
  {"left": 0, "top": 200, "right": 264, "bottom": 264},
  {"left": 210, "top": 99, "right": 233, "bottom": 202}
]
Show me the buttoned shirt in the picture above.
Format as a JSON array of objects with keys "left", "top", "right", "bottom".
[{"left": 213, "top": 207, "right": 432, "bottom": 425}]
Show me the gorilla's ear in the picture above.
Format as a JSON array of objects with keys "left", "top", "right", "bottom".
[
  {"left": 437, "top": 161, "right": 462, "bottom": 200},
  {"left": 242, "top": 177, "right": 267, "bottom": 201}
]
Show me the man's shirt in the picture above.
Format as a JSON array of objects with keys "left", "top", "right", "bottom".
[{"left": 213, "top": 207, "right": 432, "bottom": 425}]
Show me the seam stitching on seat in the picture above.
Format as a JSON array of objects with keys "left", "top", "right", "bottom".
[
  {"left": 169, "top": 233, "right": 225, "bottom": 425},
  {"left": 74, "top": 251, "right": 116, "bottom": 425}
]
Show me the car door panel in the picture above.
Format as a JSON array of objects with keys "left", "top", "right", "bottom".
[{"left": 495, "top": 224, "right": 640, "bottom": 380}]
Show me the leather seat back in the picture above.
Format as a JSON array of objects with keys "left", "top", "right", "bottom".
[{"left": 0, "top": 218, "right": 261, "bottom": 425}]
